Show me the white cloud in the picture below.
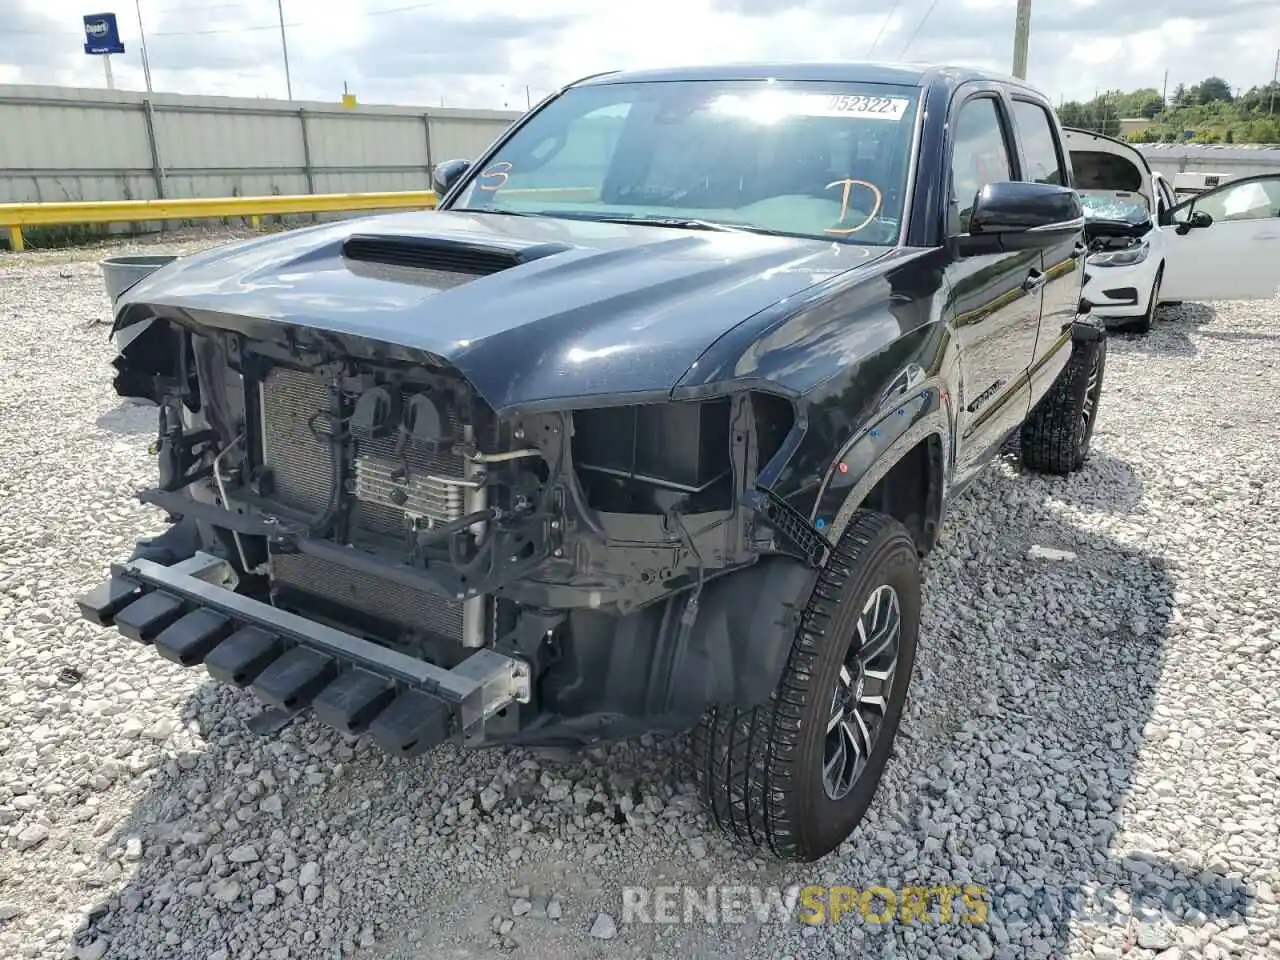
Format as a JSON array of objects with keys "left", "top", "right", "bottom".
[{"left": 3, "top": 0, "right": 1278, "bottom": 108}]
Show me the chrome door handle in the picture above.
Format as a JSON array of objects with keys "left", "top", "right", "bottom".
[{"left": 1023, "top": 270, "right": 1047, "bottom": 293}]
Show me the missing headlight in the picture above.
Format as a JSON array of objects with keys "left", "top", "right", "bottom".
[{"left": 572, "top": 400, "right": 733, "bottom": 514}]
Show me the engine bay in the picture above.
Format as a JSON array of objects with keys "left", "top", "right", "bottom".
[{"left": 115, "top": 317, "right": 809, "bottom": 666}]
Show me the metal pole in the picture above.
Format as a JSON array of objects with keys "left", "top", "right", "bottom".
[
  {"left": 298, "top": 109, "right": 315, "bottom": 195},
  {"left": 277, "top": 0, "right": 293, "bottom": 100},
  {"left": 103, "top": 54, "right": 115, "bottom": 90},
  {"left": 1011, "top": 0, "right": 1032, "bottom": 79},
  {"left": 142, "top": 98, "right": 166, "bottom": 199},
  {"left": 135, "top": 0, "right": 153, "bottom": 93},
  {"left": 1267, "top": 48, "right": 1279, "bottom": 115}
]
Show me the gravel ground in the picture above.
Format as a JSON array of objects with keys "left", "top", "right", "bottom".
[{"left": 1, "top": 232, "right": 1278, "bottom": 960}]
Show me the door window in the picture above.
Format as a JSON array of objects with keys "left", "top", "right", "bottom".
[
  {"left": 1011, "top": 100, "right": 1064, "bottom": 186},
  {"left": 1186, "top": 177, "right": 1280, "bottom": 223},
  {"left": 1154, "top": 175, "right": 1176, "bottom": 221},
  {"left": 949, "top": 97, "right": 1014, "bottom": 234}
]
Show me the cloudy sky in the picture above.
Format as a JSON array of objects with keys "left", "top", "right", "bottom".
[{"left": 3, "top": 0, "right": 1278, "bottom": 110}]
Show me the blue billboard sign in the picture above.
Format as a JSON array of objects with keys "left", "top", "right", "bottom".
[{"left": 83, "top": 13, "right": 125, "bottom": 55}]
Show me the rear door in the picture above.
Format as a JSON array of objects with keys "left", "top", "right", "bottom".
[
  {"left": 943, "top": 87, "right": 1043, "bottom": 484},
  {"left": 1010, "top": 97, "right": 1082, "bottom": 397},
  {"left": 1160, "top": 174, "right": 1280, "bottom": 302}
]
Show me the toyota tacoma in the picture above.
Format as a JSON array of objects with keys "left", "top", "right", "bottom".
[{"left": 79, "top": 62, "right": 1106, "bottom": 862}]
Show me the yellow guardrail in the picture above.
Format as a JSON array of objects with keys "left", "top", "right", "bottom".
[{"left": 1, "top": 190, "right": 440, "bottom": 252}]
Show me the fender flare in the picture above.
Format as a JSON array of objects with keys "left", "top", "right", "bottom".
[{"left": 809, "top": 382, "right": 952, "bottom": 547}]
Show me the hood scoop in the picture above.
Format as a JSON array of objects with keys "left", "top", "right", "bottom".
[{"left": 342, "top": 233, "right": 571, "bottom": 282}]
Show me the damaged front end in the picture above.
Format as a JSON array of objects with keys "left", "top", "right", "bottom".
[{"left": 81, "top": 306, "right": 820, "bottom": 754}]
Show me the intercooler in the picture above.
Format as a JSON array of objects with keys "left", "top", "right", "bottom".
[{"left": 258, "top": 366, "right": 486, "bottom": 646}]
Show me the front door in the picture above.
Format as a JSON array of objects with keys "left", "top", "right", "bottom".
[
  {"left": 1011, "top": 98, "right": 1083, "bottom": 400},
  {"left": 944, "top": 90, "right": 1043, "bottom": 485},
  {"left": 1161, "top": 174, "right": 1280, "bottom": 302}
]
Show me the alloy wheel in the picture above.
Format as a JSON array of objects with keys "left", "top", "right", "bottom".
[
  {"left": 1080, "top": 349, "right": 1102, "bottom": 441},
  {"left": 822, "top": 584, "right": 902, "bottom": 801}
]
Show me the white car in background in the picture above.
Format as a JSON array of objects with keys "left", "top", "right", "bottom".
[{"left": 1065, "top": 128, "right": 1280, "bottom": 333}]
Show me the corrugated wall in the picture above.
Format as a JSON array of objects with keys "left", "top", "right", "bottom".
[
  {"left": 0, "top": 84, "right": 524, "bottom": 204},
  {"left": 1134, "top": 144, "right": 1280, "bottom": 181}
]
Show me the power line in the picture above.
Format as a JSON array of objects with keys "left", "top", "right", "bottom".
[
  {"left": 148, "top": 2, "right": 251, "bottom": 12},
  {"left": 897, "top": 0, "right": 941, "bottom": 60},
  {"left": 361, "top": 1, "right": 446, "bottom": 14},
  {"left": 865, "top": 0, "right": 902, "bottom": 57},
  {"left": 136, "top": 1, "right": 443, "bottom": 37},
  {"left": 150, "top": 21, "right": 302, "bottom": 37}
]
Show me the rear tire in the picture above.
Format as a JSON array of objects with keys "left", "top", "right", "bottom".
[
  {"left": 1019, "top": 334, "right": 1108, "bottom": 474},
  {"left": 692, "top": 510, "right": 920, "bottom": 862}
]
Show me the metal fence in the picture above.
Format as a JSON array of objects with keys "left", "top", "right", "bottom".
[{"left": 0, "top": 84, "right": 524, "bottom": 206}]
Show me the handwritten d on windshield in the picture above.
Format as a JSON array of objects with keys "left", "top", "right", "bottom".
[{"left": 825, "top": 179, "right": 883, "bottom": 236}]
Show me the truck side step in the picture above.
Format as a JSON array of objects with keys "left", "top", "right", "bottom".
[{"left": 74, "top": 553, "right": 531, "bottom": 755}]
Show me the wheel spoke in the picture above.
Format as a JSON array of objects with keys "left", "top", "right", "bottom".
[
  {"left": 823, "top": 583, "right": 904, "bottom": 801},
  {"left": 823, "top": 732, "right": 848, "bottom": 786},
  {"left": 827, "top": 704, "right": 845, "bottom": 734},
  {"left": 1081, "top": 353, "right": 1101, "bottom": 431},
  {"left": 856, "top": 588, "right": 900, "bottom": 666},
  {"left": 848, "top": 711, "right": 873, "bottom": 758}
]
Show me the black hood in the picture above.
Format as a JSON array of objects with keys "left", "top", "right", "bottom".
[{"left": 116, "top": 209, "right": 893, "bottom": 413}]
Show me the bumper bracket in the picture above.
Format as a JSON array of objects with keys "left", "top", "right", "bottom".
[{"left": 75, "top": 552, "right": 531, "bottom": 754}]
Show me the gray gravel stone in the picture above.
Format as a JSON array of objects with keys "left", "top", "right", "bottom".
[
  {"left": 1, "top": 239, "right": 1277, "bottom": 960},
  {"left": 589, "top": 912, "right": 618, "bottom": 939}
]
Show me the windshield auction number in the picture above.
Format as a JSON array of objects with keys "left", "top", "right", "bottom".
[
  {"left": 829, "top": 96, "right": 894, "bottom": 114},
  {"left": 804, "top": 94, "right": 910, "bottom": 121}
]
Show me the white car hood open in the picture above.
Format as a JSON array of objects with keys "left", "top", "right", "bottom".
[{"left": 1064, "top": 128, "right": 1155, "bottom": 214}]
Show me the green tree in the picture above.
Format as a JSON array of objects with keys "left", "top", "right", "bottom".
[
  {"left": 1195, "top": 76, "right": 1233, "bottom": 104},
  {"left": 1055, "top": 75, "right": 1280, "bottom": 144}
]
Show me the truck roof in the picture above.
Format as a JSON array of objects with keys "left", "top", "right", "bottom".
[{"left": 574, "top": 61, "right": 1046, "bottom": 98}]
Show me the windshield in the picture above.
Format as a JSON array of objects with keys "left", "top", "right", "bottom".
[
  {"left": 450, "top": 79, "right": 922, "bottom": 245},
  {"left": 1077, "top": 191, "right": 1150, "bottom": 223}
]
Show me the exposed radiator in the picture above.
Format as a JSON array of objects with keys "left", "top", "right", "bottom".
[
  {"left": 260, "top": 367, "right": 335, "bottom": 513},
  {"left": 258, "top": 366, "right": 485, "bottom": 645},
  {"left": 272, "top": 552, "right": 465, "bottom": 640}
]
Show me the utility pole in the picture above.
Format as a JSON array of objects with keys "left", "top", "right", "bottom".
[
  {"left": 135, "top": 0, "right": 154, "bottom": 93},
  {"left": 1011, "top": 0, "right": 1032, "bottom": 79},
  {"left": 277, "top": 0, "right": 293, "bottom": 100},
  {"left": 1161, "top": 69, "right": 1168, "bottom": 108},
  {"left": 1270, "top": 48, "right": 1278, "bottom": 117}
]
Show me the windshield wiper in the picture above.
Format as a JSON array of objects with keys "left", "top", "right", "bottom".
[
  {"left": 452, "top": 208, "right": 799, "bottom": 239},
  {"left": 449, "top": 208, "right": 549, "bottom": 218},
  {"left": 591, "top": 216, "right": 750, "bottom": 233}
]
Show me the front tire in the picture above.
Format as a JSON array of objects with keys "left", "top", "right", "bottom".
[
  {"left": 1112, "top": 263, "right": 1162, "bottom": 335},
  {"left": 692, "top": 510, "right": 921, "bottom": 862},
  {"left": 1019, "top": 333, "right": 1108, "bottom": 475}
]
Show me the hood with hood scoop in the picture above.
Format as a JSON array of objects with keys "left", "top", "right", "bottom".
[{"left": 115, "top": 208, "right": 897, "bottom": 413}]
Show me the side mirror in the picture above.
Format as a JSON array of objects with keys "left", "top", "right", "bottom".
[
  {"left": 1175, "top": 209, "right": 1213, "bottom": 235},
  {"left": 958, "top": 181, "right": 1085, "bottom": 255},
  {"left": 432, "top": 158, "right": 471, "bottom": 197}
]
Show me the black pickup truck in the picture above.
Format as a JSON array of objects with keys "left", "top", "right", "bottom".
[{"left": 81, "top": 62, "right": 1103, "bottom": 863}]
